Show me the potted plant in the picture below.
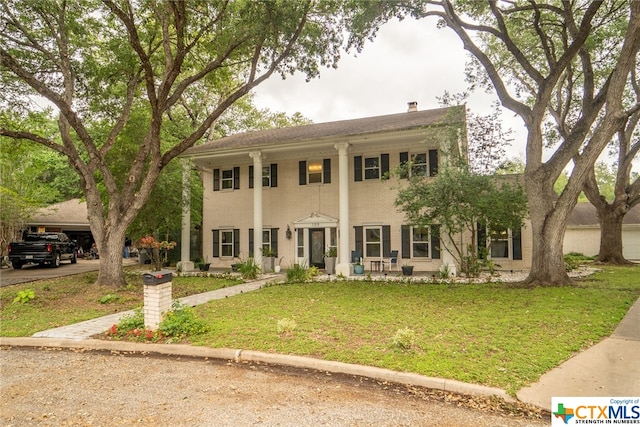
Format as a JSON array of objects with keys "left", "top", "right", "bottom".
[
  {"left": 261, "top": 247, "right": 275, "bottom": 273},
  {"left": 198, "top": 257, "right": 211, "bottom": 272},
  {"left": 353, "top": 259, "right": 364, "bottom": 275},
  {"left": 324, "top": 247, "right": 337, "bottom": 275},
  {"left": 401, "top": 264, "right": 414, "bottom": 276},
  {"left": 274, "top": 257, "right": 284, "bottom": 273}
]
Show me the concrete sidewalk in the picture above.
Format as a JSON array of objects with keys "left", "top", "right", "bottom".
[
  {"left": 517, "top": 297, "right": 640, "bottom": 410},
  {"left": 31, "top": 278, "right": 272, "bottom": 340}
]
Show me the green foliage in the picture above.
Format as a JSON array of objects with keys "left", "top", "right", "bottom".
[
  {"left": 159, "top": 302, "right": 208, "bottom": 340},
  {"left": 277, "top": 318, "right": 298, "bottom": 335},
  {"left": 99, "top": 294, "right": 121, "bottom": 304},
  {"left": 391, "top": 327, "right": 417, "bottom": 350},
  {"left": 285, "top": 262, "right": 320, "bottom": 282},
  {"left": 237, "top": 257, "right": 261, "bottom": 280},
  {"left": 564, "top": 252, "right": 594, "bottom": 272},
  {"left": 395, "top": 165, "right": 528, "bottom": 276},
  {"left": 13, "top": 289, "right": 35, "bottom": 304},
  {"left": 116, "top": 309, "right": 145, "bottom": 332}
]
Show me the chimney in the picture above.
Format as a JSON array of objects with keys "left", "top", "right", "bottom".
[{"left": 407, "top": 101, "right": 418, "bottom": 112}]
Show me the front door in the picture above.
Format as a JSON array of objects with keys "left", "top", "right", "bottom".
[{"left": 309, "top": 228, "right": 325, "bottom": 268}]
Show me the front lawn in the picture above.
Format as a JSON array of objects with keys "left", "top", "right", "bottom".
[
  {"left": 0, "top": 269, "right": 241, "bottom": 337},
  {"left": 1, "top": 265, "right": 638, "bottom": 395},
  {"left": 188, "top": 266, "right": 639, "bottom": 394}
]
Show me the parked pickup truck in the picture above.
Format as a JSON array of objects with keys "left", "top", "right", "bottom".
[{"left": 8, "top": 232, "right": 77, "bottom": 269}]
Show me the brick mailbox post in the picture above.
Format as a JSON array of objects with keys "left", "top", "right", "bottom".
[{"left": 142, "top": 270, "right": 173, "bottom": 330}]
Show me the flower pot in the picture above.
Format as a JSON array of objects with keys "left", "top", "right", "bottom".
[
  {"left": 274, "top": 265, "right": 281, "bottom": 273},
  {"left": 324, "top": 257, "right": 336, "bottom": 275},
  {"left": 401, "top": 265, "right": 414, "bottom": 276},
  {"left": 199, "top": 263, "right": 211, "bottom": 271},
  {"left": 353, "top": 264, "right": 364, "bottom": 275}
]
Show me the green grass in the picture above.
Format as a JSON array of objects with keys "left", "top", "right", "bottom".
[
  {"left": 188, "top": 265, "right": 640, "bottom": 394},
  {"left": 1, "top": 265, "right": 638, "bottom": 395},
  {"left": 0, "top": 269, "right": 241, "bottom": 337}
]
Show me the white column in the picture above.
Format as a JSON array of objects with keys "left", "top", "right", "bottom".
[
  {"left": 249, "top": 151, "right": 263, "bottom": 268},
  {"left": 179, "top": 159, "right": 194, "bottom": 272},
  {"left": 334, "top": 143, "right": 351, "bottom": 276}
]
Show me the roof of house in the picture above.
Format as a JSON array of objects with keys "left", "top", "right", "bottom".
[
  {"left": 29, "top": 198, "right": 88, "bottom": 226},
  {"left": 183, "top": 105, "right": 465, "bottom": 156},
  {"left": 568, "top": 202, "right": 640, "bottom": 226}
]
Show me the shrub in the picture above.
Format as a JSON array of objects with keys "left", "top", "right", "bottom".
[
  {"left": 237, "top": 257, "right": 261, "bottom": 280},
  {"left": 392, "top": 327, "right": 417, "bottom": 350},
  {"left": 277, "top": 318, "right": 298, "bottom": 335},
  {"left": 99, "top": 294, "right": 121, "bottom": 304},
  {"left": 159, "top": 301, "right": 208, "bottom": 339},
  {"left": 13, "top": 289, "right": 35, "bottom": 304},
  {"left": 564, "top": 252, "right": 593, "bottom": 271},
  {"left": 286, "top": 262, "right": 310, "bottom": 282}
]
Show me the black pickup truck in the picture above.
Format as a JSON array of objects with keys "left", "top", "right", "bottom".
[{"left": 8, "top": 232, "right": 77, "bottom": 269}]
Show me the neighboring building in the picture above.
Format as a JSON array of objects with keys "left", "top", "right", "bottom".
[
  {"left": 564, "top": 202, "right": 640, "bottom": 260},
  {"left": 182, "top": 104, "right": 532, "bottom": 275},
  {"left": 26, "top": 198, "right": 94, "bottom": 251}
]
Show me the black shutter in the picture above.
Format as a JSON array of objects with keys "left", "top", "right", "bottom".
[
  {"left": 299, "top": 161, "right": 307, "bottom": 185},
  {"left": 512, "top": 228, "right": 522, "bottom": 260},
  {"left": 271, "top": 164, "right": 278, "bottom": 187},
  {"left": 233, "top": 229, "right": 240, "bottom": 257},
  {"left": 401, "top": 225, "right": 411, "bottom": 259},
  {"left": 354, "top": 156, "right": 362, "bottom": 181},
  {"left": 382, "top": 225, "right": 391, "bottom": 257},
  {"left": 233, "top": 166, "right": 240, "bottom": 189},
  {"left": 249, "top": 165, "right": 254, "bottom": 189},
  {"left": 323, "top": 159, "right": 331, "bottom": 183},
  {"left": 213, "top": 169, "right": 220, "bottom": 191},
  {"left": 271, "top": 228, "right": 278, "bottom": 257},
  {"left": 429, "top": 149, "right": 439, "bottom": 177},
  {"left": 212, "top": 230, "right": 220, "bottom": 258},
  {"left": 381, "top": 153, "right": 390, "bottom": 179},
  {"left": 354, "top": 226, "right": 363, "bottom": 258},
  {"left": 399, "top": 152, "right": 409, "bottom": 179},
  {"left": 248, "top": 228, "right": 254, "bottom": 257},
  {"left": 477, "top": 222, "right": 487, "bottom": 259},
  {"left": 431, "top": 225, "right": 441, "bottom": 259}
]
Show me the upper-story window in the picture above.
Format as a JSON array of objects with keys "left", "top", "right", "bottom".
[
  {"left": 354, "top": 154, "right": 389, "bottom": 181},
  {"left": 308, "top": 161, "right": 323, "bottom": 184},
  {"left": 299, "top": 159, "right": 331, "bottom": 185},
  {"left": 399, "top": 150, "right": 438, "bottom": 178},
  {"left": 364, "top": 157, "right": 380, "bottom": 179},
  {"left": 249, "top": 164, "right": 278, "bottom": 188},
  {"left": 213, "top": 167, "right": 240, "bottom": 191},
  {"left": 221, "top": 169, "right": 234, "bottom": 189}
]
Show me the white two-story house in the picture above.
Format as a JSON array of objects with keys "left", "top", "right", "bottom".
[{"left": 182, "top": 103, "right": 531, "bottom": 275}]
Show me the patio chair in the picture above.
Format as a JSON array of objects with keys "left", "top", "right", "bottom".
[{"left": 383, "top": 250, "right": 399, "bottom": 271}]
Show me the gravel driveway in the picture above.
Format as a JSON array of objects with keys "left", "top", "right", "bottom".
[{"left": 1, "top": 347, "right": 547, "bottom": 426}]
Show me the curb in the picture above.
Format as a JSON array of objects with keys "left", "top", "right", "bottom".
[{"left": 0, "top": 337, "right": 514, "bottom": 404}]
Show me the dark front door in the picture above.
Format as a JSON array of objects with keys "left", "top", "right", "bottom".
[{"left": 309, "top": 228, "right": 325, "bottom": 268}]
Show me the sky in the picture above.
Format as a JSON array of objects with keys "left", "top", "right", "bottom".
[{"left": 252, "top": 17, "right": 529, "bottom": 162}]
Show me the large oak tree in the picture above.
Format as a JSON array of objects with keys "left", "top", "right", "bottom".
[
  {"left": 0, "top": 0, "right": 353, "bottom": 286},
  {"left": 397, "top": 1, "right": 640, "bottom": 285}
]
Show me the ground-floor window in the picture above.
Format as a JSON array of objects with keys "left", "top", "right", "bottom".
[
  {"left": 221, "top": 230, "right": 234, "bottom": 257},
  {"left": 412, "top": 227, "right": 430, "bottom": 258},
  {"left": 365, "top": 226, "right": 381, "bottom": 257}
]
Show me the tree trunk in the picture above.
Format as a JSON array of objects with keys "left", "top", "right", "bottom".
[
  {"left": 522, "top": 173, "right": 574, "bottom": 286},
  {"left": 96, "top": 237, "right": 127, "bottom": 286},
  {"left": 595, "top": 204, "right": 632, "bottom": 264}
]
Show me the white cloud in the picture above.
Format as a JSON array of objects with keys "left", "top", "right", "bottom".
[{"left": 253, "top": 17, "right": 528, "bottom": 161}]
